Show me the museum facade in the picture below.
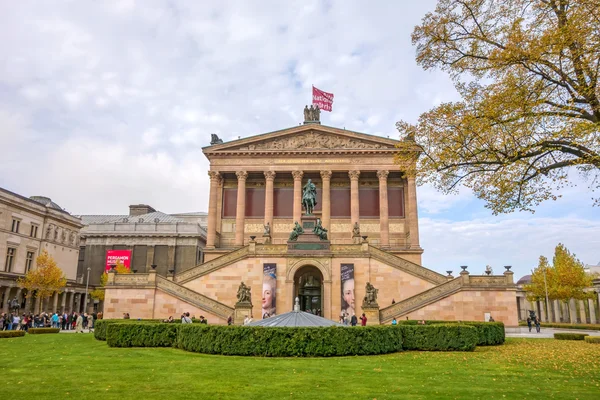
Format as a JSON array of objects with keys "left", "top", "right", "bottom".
[{"left": 104, "top": 112, "right": 518, "bottom": 325}]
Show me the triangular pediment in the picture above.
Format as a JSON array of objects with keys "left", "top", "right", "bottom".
[{"left": 203, "top": 125, "right": 399, "bottom": 155}]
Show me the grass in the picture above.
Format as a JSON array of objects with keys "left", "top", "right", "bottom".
[{"left": 2, "top": 334, "right": 599, "bottom": 399}]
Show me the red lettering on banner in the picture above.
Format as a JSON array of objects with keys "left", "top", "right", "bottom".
[{"left": 312, "top": 86, "right": 334, "bottom": 112}]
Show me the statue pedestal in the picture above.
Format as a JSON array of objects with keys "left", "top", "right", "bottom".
[
  {"left": 353, "top": 235, "right": 361, "bottom": 244},
  {"left": 234, "top": 303, "right": 253, "bottom": 325},
  {"left": 361, "top": 305, "right": 380, "bottom": 326},
  {"left": 263, "top": 234, "right": 271, "bottom": 244}
]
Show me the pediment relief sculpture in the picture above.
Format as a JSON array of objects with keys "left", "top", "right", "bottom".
[{"left": 234, "top": 132, "right": 392, "bottom": 151}]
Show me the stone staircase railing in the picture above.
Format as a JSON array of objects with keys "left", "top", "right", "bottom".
[
  {"left": 368, "top": 245, "right": 447, "bottom": 285},
  {"left": 156, "top": 276, "right": 234, "bottom": 320},
  {"left": 379, "top": 277, "right": 463, "bottom": 323},
  {"left": 175, "top": 246, "right": 250, "bottom": 284}
]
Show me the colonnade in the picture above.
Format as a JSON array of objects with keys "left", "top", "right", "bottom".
[
  {"left": 205, "top": 170, "right": 421, "bottom": 249},
  {"left": 517, "top": 295, "right": 600, "bottom": 324},
  {"left": 0, "top": 285, "right": 89, "bottom": 315}
]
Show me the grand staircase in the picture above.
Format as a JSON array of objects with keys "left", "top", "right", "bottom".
[
  {"left": 175, "top": 246, "right": 249, "bottom": 284},
  {"left": 156, "top": 276, "right": 233, "bottom": 319}
]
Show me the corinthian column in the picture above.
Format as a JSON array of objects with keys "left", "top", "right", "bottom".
[
  {"left": 206, "top": 171, "right": 221, "bottom": 248},
  {"left": 349, "top": 170, "right": 361, "bottom": 227},
  {"left": 406, "top": 175, "right": 420, "bottom": 249},
  {"left": 320, "top": 170, "right": 332, "bottom": 230},
  {"left": 292, "top": 170, "right": 304, "bottom": 223},
  {"left": 235, "top": 171, "right": 248, "bottom": 246},
  {"left": 377, "top": 170, "right": 390, "bottom": 247},
  {"left": 264, "top": 171, "right": 276, "bottom": 229}
]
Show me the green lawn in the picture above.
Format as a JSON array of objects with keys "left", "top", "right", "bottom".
[{"left": 2, "top": 334, "right": 599, "bottom": 399}]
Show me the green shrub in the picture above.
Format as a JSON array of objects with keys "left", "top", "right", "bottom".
[
  {"left": 395, "top": 320, "right": 504, "bottom": 346},
  {"left": 176, "top": 325, "right": 404, "bottom": 357},
  {"left": 554, "top": 333, "right": 589, "bottom": 340},
  {"left": 0, "top": 331, "right": 26, "bottom": 338},
  {"left": 28, "top": 328, "right": 60, "bottom": 334},
  {"left": 106, "top": 323, "right": 180, "bottom": 347},
  {"left": 519, "top": 321, "right": 600, "bottom": 331},
  {"left": 397, "top": 325, "right": 478, "bottom": 351},
  {"left": 94, "top": 319, "right": 179, "bottom": 341},
  {"left": 584, "top": 336, "right": 600, "bottom": 344}
]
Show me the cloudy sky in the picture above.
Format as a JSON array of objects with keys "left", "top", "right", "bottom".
[{"left": 1, "top": 0, "right": 598, "bottom": 279}]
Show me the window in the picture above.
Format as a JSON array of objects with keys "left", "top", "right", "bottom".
[
  {"left": 11, "top": 219, "right": 20, "bottom": 233},
  {"left": 5, "top": 248, "right": 16, "bottom": 272},
  {"left": 30, "top": 224, "right": 38, "bottom": 238},
  {"left": 25, "top": 251, "right": 34, "bottom": 272}
]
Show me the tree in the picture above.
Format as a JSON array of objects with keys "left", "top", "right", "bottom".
[
  {"left": 89, "top": 260, "right": 131, "bottom": 301},
  {"left": 524, "top": 243, "right": 596, "bottom": 302},
  {"left": 17, "top": 250, "right": 67, "bottom": 306},
  {"left": 396, "top": 0, "right": 600, "bottom": 214}
]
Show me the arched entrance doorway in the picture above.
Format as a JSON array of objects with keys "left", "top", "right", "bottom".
[{"left": 293, "top": 265, "right": 324, "bottom": 315}]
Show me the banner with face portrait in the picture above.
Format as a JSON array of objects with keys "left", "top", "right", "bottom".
[
  {"left": 340, "top": 264, "right": 355, "bottom": 317},
  {"left": 262, "top": 264, "right": 277, "bottom": 318}
]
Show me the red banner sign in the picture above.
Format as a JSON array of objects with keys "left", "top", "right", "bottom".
[
  {"left": 105, "top": 250, "right": 131, "bottom": 271},
  {"left": 312, "top": 86, "right": 334, "bottom": 112}
]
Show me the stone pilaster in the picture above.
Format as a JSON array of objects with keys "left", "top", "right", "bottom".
[
  {"left": 264, "top": 171, "right": 276, "bottom": 230},
  {"left": 146, "top": 246, "right": 155, "bottom": 272},
  {"left": 349, "top": 170, "right": 361, "bottom": 227},
  {"left": 377, "top": 170, "right": 390, "bottom": 247},
  {"left": 206, "top": 171, "right": 221, "bottom": 248},
  {"left": 292, "top": 170, "right": 304, "bottom": 223},
  {"left": 235, "top": 171, "right": 248, "bottom": 246},
  {"left": 320, "top": 170, "right": 332, "bottom": 230},
  {"left": 406, "top": 176, "right": 421, "bottom": 249}
]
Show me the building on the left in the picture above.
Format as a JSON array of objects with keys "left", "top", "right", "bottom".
[{"left": 0, "top": 187, "right": 86, "bottom": 315}]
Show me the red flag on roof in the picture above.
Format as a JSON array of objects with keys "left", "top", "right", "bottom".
[{"left": 312, "top": 86, "right": 334, "bottom": 112}]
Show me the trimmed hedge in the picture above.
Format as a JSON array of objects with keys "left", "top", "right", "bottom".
[
  {"left": 519, "top": 321, "right": 600, "bottom": 331},
  {"left": 554, "top": 333, "right": 589, "bottom": 340},
  {"left": 584, "top": 336, "right": 600, "bottom": 344},
  {"left": 176, "top": 325, "right": 406, "bottom": 357},
  {"left": 0, "top": 331, "right": 26, "bottom": 338},
  {"left": 94, "top": 319, "right": 196, "bottom": 341},
  {"left": 107, "top": 323, "right": 179, "bottom": 347},
  {"left": 28, "top": 328, "right": 60, "bottom": 334},
  {"left": 397, "top": 325, "right": 477, "bottom": 351},
  {"left": 394, "top": 320, "right": 504, "bottom": 346}
]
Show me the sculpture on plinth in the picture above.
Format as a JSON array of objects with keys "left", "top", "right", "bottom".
[
  {"left": 236, "top": 282, "right": 252, "bottom": 305},
  {"left": 313, "top": 218, "right": 328, "bottom": 240},
  {"left": 302, "top": 179, "right": 317, "bottom": 215},
  {"left": 288, "top": 221, "right": 304, "bottom": 242},
  {"left": 352, "top": 222, "right": 360, "bottom": 237},
  {"left": 362, "top": 282, "right": 379, "bottom": 307},
  {"left": 303, "top": 105, "right": 321, "bottom": 123},
  {"left": 210, "top": 134, "right": 223, "bottom": 145}
]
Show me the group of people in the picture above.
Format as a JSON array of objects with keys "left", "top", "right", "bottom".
[
  {"left": 527, "top": 315, "right": 541, "bottom": 333},
  {"left": 339, "top": 312, "right": 368, "bottom": 326},
  {"left": 0, "top": 311, "right": 99, "bottom": 333}
]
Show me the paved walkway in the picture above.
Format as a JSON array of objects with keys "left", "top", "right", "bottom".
[{"left": 506, "top": 327, "right": 600, "bottom": 339}]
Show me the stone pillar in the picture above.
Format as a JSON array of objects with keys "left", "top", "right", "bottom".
[
  {"left": 68, "top": 291, "right": 75, "bottom": 314},
  {"left": 61, "top": 291, "right": 67, "bottom": 313},
  {"left": 292, "top": 171, "right": 304, "bottom": 223},
  {"left": 264, "top": 171, "right": 276, "bottom": 229},
  {"left": 320, "top": 171, "right": 332, "bottom": 230},
  {"left": 579, "top": 300, "right": 588, "bottom": 324},
  {"left": 377, "top": 170, "right": 390, "bottom": 247},
  {"left": 234, "top": 171, "right": 248, "bottom": 246},
  {"left": 588, "top": 298, "right": 597, "bottom": 324},
  {"left": 2, "top": 286, "right": 12, "bottom": 313},
  {"left": 406, "top": 176, "right": 421, "bottom": 249},
  {"left": 206, "top": 171, "right": 221, "bottom": 248},
  {"left": 146, "top": 246, "right": 155, "bottom": 272},
  {"left": 52, "top": 292, "right": 59, "bottom": 313},
  {"left": 569, "top": 298, "right": 578, "bottom": 323},
  {"left": 553, "top": 300, "right": 561, "bottom": 323},
  {"left": 349, "top": 170, "right": 361, "bottom": 227}
]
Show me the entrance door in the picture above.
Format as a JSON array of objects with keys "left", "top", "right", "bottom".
[{"left": 294, "top": 265, "right": 324, "bottom": 315}]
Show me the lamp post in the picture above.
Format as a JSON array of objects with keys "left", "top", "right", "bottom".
[
  {"left": 84, "top": 267, "right": 91, "bottom": 314},
  {"left": 543, "top": 266, "right": 550, "bottom": 322}
]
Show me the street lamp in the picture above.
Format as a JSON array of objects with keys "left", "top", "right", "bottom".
[
  {"left": 84, "top": 267, "right": 91, "bottom": 313},
  {"left": 542, "top": 266, "right": 550, "bottom": 322}
]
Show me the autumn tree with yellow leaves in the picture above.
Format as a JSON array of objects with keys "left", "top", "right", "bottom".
[
  {"left": 396, "top": 0, "right": 600, "bottom": 214},
  {"left": 89, "top": 260, "right": 131, "bottom": 301},
  {"left": 17, "top": 250, "right": 67, "bottom": 304},
  {"left": 525, "top": 243, "right": 596, "bottom": 303}
]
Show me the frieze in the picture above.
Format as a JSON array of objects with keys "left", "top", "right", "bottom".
[
  {"left": 244, "top": 224, "right": 264, "bottom": 233},
  {"left": 359, "top": 224, "right": 381, "bottom": 233},
  {"left": 330, "top": 223, "right": 352, "bottom": 233},
  {"left": 379, "top": 278, "right": 463, "bottom": 320},
  {"left": 256, "top": 244, "right": 288, "bottom": 254},
  {"left": 468, "top": 276, "right": 509, "bottom": 286},
  {"left": 330, "top": 244, "right": 362, "bottom": 253},
  {"left": 274, "top": 223, "right": 294, "bottom": 232},
  {"left": 234, "top": 132, "right": 393, "bottom": 151},
  {"left": 389, "top": 223, "right": 405, "bottom": 233},
  {"left": 209, "top": 157, "right": 398, "bottom": 166},
  {"left": 157, "top": 277, "right": 233, "bottom": 318},
  {"left": 113, "top": 275, "right": 149, "bottom": 285}
]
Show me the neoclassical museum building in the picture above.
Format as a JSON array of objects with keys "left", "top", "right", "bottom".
[{"left": 104, "top": 110, "right": 518, "bottom": 325}]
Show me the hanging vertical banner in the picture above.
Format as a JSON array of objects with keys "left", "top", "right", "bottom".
[
  {"left": 262, "top": 263, "right": 277, "bottom": 318},
  {"left": 340, "top": 264, "right": 355, "bottom": 317},
  {"left": 105, "top": 250, "right": 131, "bottom": 271},
  {"left": 312, "top": 86, "right": 334, "bottom": 111}
]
